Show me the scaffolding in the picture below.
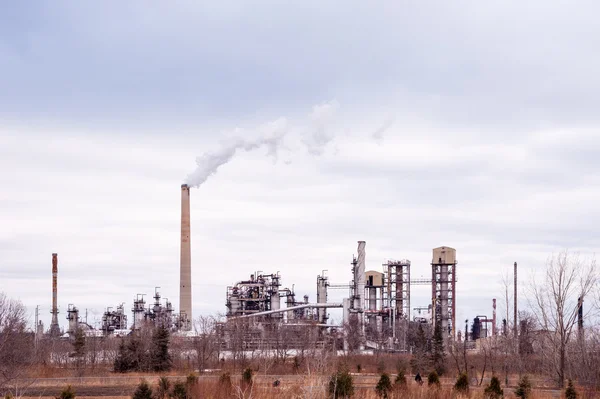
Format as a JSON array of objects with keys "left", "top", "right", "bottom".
[
  {"left": 384, "top": 260, "right": 411, "bottom": 319},
  {"left": 431, "top": 246, "right": 456, "bottom": 339}
]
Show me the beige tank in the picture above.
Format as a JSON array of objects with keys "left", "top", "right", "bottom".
[
  {"left": 432, "top": 246, "right": 456, "bottom": 264},
  {"left": 365, "top": 270, "right": 384, "bottom": 286}
]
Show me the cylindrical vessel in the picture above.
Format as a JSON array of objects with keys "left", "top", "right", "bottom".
[{"left": 317, "top": 275, "right": 328, "bottom": 323}]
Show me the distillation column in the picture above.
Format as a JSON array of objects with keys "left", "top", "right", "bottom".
[
  {"left": 180, "top": 184, "right": 192, "bottom": 329},
  {"left": 317, "top": 273, "right": 329, "bottom": 324},
  {"left": 270, "top": 275, "right": 281, "bottom": 318}
]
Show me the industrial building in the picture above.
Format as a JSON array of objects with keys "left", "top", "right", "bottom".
[
  {"left": 221, "top": 241, "right": 460, "bottom": 351},
  {"left": 40, "top": 184, "right": 506, "bottom": 355}
]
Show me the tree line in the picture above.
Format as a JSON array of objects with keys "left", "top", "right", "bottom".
[{"left": 1, "top": 250, "right": 600, "bottom": 395}]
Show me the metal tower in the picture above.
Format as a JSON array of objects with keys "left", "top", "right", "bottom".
[{"left": 431, "top": 246, "right": 456, "bottom": 339}]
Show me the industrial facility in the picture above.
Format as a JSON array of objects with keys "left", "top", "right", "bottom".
[
  {"left": 38, "top": 184, "right": 505, "bottom": 353},
  {"left": 221, "top": 241, "right": 460, "bottom": 351}
]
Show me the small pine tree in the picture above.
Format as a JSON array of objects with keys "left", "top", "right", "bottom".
[
  {"left": 514, "top": 375, "right": 532, "bottom": 399},
  {"left": 151, "top": 326, "right": 172, "bottom": 372},
  {"left": 565, "top": 379, "right": 577, "bottom": 399},
  {"left": 428, "top": 371, "right": 441, "bottom": 388},
  {"left": 375, "top": 373, "right": 392, "bottom": 398},
  {"left": 395, "top": 359, "right": 406, "bottom": 374},
  {"left": 377, "top": 360, "right": 386, "bottom": 374},
  {"left": 56, "top": 385, "right": 76, "bottom": 399},
  {"left": 454, "top": 373, "right": 469, "bottom": 395},
  {"left": 328, "top": 367, "right": 354, "bottom": 398},
  {"left": 293, "top": 356, "right": 301, "bottom": 372},
  {"left": 394, "top": 369, "right": 407, "bottom": 388},
  {"left": 132, "top": 380, "right": 152, "bottom": 399},
  {"left": 218, "top": 372, "right": 233, "bottom": 396},
  {"left": 431, "top": 323, "right": 446, "bottom": 376},
  {"left": 186, "top": 372, "right": 198, "bottom": 387},
  {"left": 72, "top": 328, "right": 86, "bottom": 357},
  {"left": 484, "top": 376, "right": 504, "bottom": 399},
  {"left": 171, "top": 381, "right": 187, "bottom": 399},
  {"left": 242, "top": 367, "right": 253, "bottom": 388},
  {"left": 156, "top": 376, "right": 170, "bottom": 399},
  {"left": 113, "top": 339, "right": 128, "bottom": 372},
  {"left": 410, "top": 323, "right": 430, "bottom": 373},
  {"left": 126, "top": 334, "right": 143, "bottom": 371}
]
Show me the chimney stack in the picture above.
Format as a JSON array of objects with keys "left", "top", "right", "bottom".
[
  {"left": 513, "top": 261, "right": 518, "bottom": 338},
  {"left": 179, "top": 184, "right": 192, "bottom": 329},
  {"left": 50, "top": 253, "right": 60, "bottom": 336},
  {"left": 492, "top": 298, "right": 497, "bottom": 336},
  {"left": 355, "top": 241, "right": 366, "bottom": 311}
]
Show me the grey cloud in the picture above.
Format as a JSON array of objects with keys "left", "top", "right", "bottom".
[
  {"left": 2, "top": 1, "right": 600, "bottom": 332},
  {"left": 2, "top": 2, "right": 600, "bottom": 130}
]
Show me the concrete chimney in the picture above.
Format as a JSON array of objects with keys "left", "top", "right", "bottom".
[
  {"left": 514, "top": 261, "right": 518, "bottom": 338},
  {"left": 355, "top": 241, "right": 366, "bottom": 311},
  {"left": 50, "top": 253, "right": 60, "bottom": 336},
  {"left": 180, "top": 184, "right": 192, "bottom": 329},
  {"left": 492, "top": 298, "right": 497, "bottom": 336}
]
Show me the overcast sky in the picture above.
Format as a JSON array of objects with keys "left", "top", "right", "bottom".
[{"left": 1, "top": 1, "right": 599, "bottom": 333}]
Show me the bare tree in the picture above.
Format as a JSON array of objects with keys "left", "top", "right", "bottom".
[
  {"left": 193, "top": 315, "right": 219, "bottom": 372},
  {"left": 343, "top": 315, "right": 362, "bottom": 355},
  {"left": 227, "top": 318, "right": 248, "bottom": 370},
  {"left": 268, "top": 323, "right": 291, "bottom": 365},
  {"left": 0, "top": 292, "right": 35, "bottom": 395},
  {"left": 447, "top": 339, "right": 465, "bottom": 375},
  {"left": 476, "top": 335, "right": 500, "bottom": 386},
  {"left": 528, "top": 251, "right": 596, "bottom": 387},
  {"left": 571, "top": 326, "right": 600, "bottom": 387},
  {"left": 499, "top": 268, "right": 518, "bottom": 382}
]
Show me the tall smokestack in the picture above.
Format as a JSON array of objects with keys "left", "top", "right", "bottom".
[
  {"left": 513, "top": 261, "right": 518, "bottom": 338},
  {"left": 356, "top": 241, "right": 366, "bottom": 348},
  {"left": 50, "top": 253, "right": 60, "bottom": 336},
  {"left": 180, "top": 184, "right": 192, "bottom": 329},
  {"left": 492, "top": 298, "right": 497, "bottom": 336},
  {"left": 356, "top": 241, "right": 366, "bottom": 311}
]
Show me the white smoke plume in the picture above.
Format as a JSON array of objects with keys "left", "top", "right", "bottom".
[
  {"left": 372, "top": 116, "right": 395, "bottom": 143},
  {"left": 185, "top": 118, "right": 288, "bottom": 188},
  {"left": 185, "top": 101, "right": 348, "bottom": 188},
  {"left": 303, "top": 100, "right": 340, "bottom": 155}
]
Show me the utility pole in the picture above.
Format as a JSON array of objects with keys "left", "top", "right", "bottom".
[{"left": 513, "top": 262, "right": 518, "bottom": 339}]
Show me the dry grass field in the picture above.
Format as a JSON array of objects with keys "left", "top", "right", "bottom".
[{"left": 14, "top": 372, "right": 580, "bottom": 399}]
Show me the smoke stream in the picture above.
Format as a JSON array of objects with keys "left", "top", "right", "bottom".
[
  {"left": 303, "top": 100, "right": 340, "bottom": 156},
  {"left": 186, "top": 100, "right": 394, "bottom": 187},
  {"left": 185, "top": 118, "right": 288, "bottom": 188},
  {"left": 185, "top": 101, "right": 390, "bottom": 188},
  {"left": 372, "top": 116, "right": 395, "bottom": 143}
]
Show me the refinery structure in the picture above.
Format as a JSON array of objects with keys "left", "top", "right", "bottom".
[
  {"left": 38, "top": 184, "right": 502, "bottom": 352},
  {"left": 222, "top": 243, "right": 460, "bottom": 351}
]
